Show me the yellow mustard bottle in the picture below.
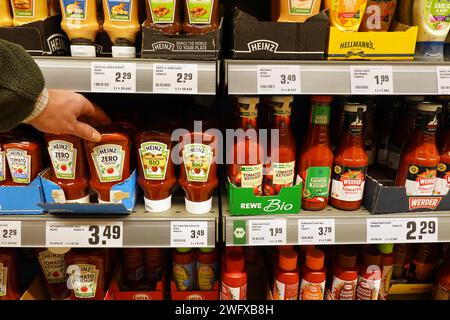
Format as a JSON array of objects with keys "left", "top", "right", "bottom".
[
  {"left": 325, "top": 0, "right": 368, "bottom": 32},
  {"left": 60, "top": 0, "right": 99, "bottom": 57},
  {"left": 102, "top": 0, "right": 140, "bottom": 58},
  {"left": 10, "top": 0, "right": 48, "bottom": 26},
  {"left": 0, "top": 0, "right": 13, "bottom": 27},
  {"left": 272, "top": 0, "right": 322, "bottom": 22}
]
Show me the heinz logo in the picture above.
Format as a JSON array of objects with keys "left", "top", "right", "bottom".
[
  {"left": 409, "top": 197, "right": 442, "bottom": 210},
  {"left": 152, "top": 41, "right": 175, "bottom": 51},
  {"left": 247, "top": 40, "right": 279, "bottom": 53},
  {"left": 47, "top": 33, "right": 70, "bottom": 55}
]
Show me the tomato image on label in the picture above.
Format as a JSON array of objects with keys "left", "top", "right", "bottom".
[
  {"left": 182, "top": 143, "right": 213, "bottom": 183},
  {"left": 6, "top": 148, "right": 31, "bottom": 184},
  {"left": 91, "top": 144, "right": 125, "bottom": 182},
  {"left": 405, "top": 165, "right": 437, "bottom": 196},
  {"left": 434, "top": 162, "right": 450, "bottom": 196},
  {"left": 38, "top": 251, "right": 66, "bottom": 284},
  {"left": 67, "top": 264, "right": 99, "bottom": 299},
  {"left": 330, "top": 165, "right": 366, "bottom": 201}
]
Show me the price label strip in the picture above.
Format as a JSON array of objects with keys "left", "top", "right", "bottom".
[
  {"left": 46, "top": 221, "right": 123, "bottom": 247},
  {"left": 437, "top": 66, "right": 450, "bottom": 94},
  {"left": 0, "top": 221, "right": 21, "bottom": 247},
  {"left": 367, "top": 217, "right": 438, "bottom": 243},
  {"left": 298, "top": 219, "right": 335, "bottom": 245},
  {"left": 91, "top": 62, "right": 136, "bottom": 93},
  {"left": 171, "top": 221, "right": 208, "bottom": 247},
  {"left": 153, "top": 63, "right": 198, "bottom": 94},
  {"left": 248, "top": 219, "right": 287, "bottom": 246},
  {"left": 350, "top": 66, "right": 394, "bottom": 95},
  {"left": 257, "top": 65, "right": 301, "bottom": 94}
]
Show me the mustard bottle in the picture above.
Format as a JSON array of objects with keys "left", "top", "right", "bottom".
[
  {"left": 102, "top": 0, "right": 140, "bottom": 58},
  {"left": 10, "top": 0, "right": 48, "bottom": 26},
  {"left": 0, "top": 0, "right": 13, "bottom": 27},
  {"left": 60, "top": 0, "right": 99, "bottom": 57},
  {"left": 325, "top": 0, "right": 368, "bottom": 32}
]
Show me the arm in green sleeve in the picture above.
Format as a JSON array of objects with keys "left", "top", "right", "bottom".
[{"left": 0, "top": 39, "right": 46, "bottom": 132}]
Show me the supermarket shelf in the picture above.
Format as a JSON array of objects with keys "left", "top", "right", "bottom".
[
  {"left": 223, "top": 205, "right": 450, "bottom": 246},
  {"left": 35, "top": 57, "right": 218, "bottom": 95},
  {"left": 0, "top": 197, "right": 219, "bottom": 248},
  {"left": 225, "top": 59, "right": 450, "bottom": 95}
]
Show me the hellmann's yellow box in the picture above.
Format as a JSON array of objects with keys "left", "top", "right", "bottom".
[{"left": 327, "top": 26, "right": 418, "bottom": 61}]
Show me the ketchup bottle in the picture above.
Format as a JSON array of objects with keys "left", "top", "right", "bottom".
[
  {"left": 435, "top": 102, "right": 450, "bottom": 196},
  {"left": 433, "top": 255, "right": 450, "bottom": 300},
  {"left": 327, "top": 246, "right": 358, "bottom": 300},
  {"left": 299, "top": 248, "right": 326, "bottom": 300},
  {"left": 4, "top": 139, "right": 42, "bottom": 186},
  {"left": 330, "top": 103, "right": 368, "bottom": 211},
  {"left": 143, "top": 248, "right": 164, "bottom": 289},
  {"left": 356, "top": 246, "right": 382, "bottom": 301},
  {"left": 123, "top": 249, "right": 145, "bottom": 289},
  {"left": 221, "top": 251, "right": 247, "bottom": 300},
  {"left": 273, "top": 249, "right": 299, "bottom": 300},
  {"left": 0, "top": 249, "right": 20, "bottom": 300},
  {"left": 37, "top": 248, "right": 70, "bottom": 300}
]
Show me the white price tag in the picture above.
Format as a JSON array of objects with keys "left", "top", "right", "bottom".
[
  {"left": 248, "top": 219, "right": 286, "bottom": 245},
  {"left": 350, "top": 66, "right": 394, "bottom": 94},
  {"left": 437, "top": 66, "right": 450, "bottom": 94},
  {"left": 257, "top": 65, "right": 301, "bottom": 94},
  {"left": 91, "top": 62, "right": 136, "bottom": 93},
  {"left": 153, "top": 63, "right": 198, "bottom": 94},
  {"left": 298, "top": 219, "right": 335, "bottom": 245},
  {"left": 367, "top": 218, "right": 438, "bottom": 243},
  {"left": 46, "top": 221, "right": 123, "bottom": 247},
  {"left": 0, "top": 221, "right": 21, "bottom": 247},
  {"left": 171, "top": 221, "right": 208, "bottom": 247}
]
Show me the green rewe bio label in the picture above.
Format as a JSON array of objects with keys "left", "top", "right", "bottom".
[{"left": 303, "top": 166, "right": 331, "bottom": 200}]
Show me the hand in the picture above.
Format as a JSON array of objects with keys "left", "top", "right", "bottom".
[{"left": 28, "top": 89, "right": 111, "bottom": 142}]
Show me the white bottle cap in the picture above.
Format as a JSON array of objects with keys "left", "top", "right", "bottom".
[
  {"left": 144, "top": 195, "right": 172, "bottom": 213},
  {"left": 237, "top": 97, "right": 260, "bottom": 104},
  {"left": 65, "top": 194, "right": 90, "bottom": 204},
  {"left": 417, "top": 102, "right": 441, "bottom": 112},
  {"left": 112, "top": 46, "right": 136, "bottom": 58},
  {"left": 70, "top": 45, "right": 96, "bottom": 57},
  {"left": 344, "top": 103, "right": 367, "bottom": 113},
  {"left": 185, "top": 197, "right": 212, "bottom": 215}
]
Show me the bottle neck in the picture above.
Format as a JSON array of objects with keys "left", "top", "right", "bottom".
[
  {"left": 414, "top": 110, "right": 438, "bottom": 140},
  {"left": 238, "top": 101, "right": 259, "bottom": 130},
  {"left": 305, "top": 103, "right": 330, "bottom": 145},
  {"left": 341, "top": 110, "right": 364, "bottom": 147}
]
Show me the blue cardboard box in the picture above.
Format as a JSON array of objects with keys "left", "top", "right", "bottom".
[{"left": 0, "top": 176, "right": 44, "bottom": 214}]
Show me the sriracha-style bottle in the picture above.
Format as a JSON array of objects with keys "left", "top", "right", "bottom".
[
  {"left": 221, "top": 251, "right": 247, "bottom": 300},
  {"left": 264, "top": 96, "right": 296, "bottom": 196},
  {"left": 356, "top": 246, "right": 382, "bottom": 301},
  {"left": 298, "top": 96, "right": 333, "bottom": 210},
  {"left": 395, "top": 102, "right": 441, "bottom": 195},
  {"left": 327, "top": 246, "right": 358, "bottom": 300},
  {"left": 299, "top": 248, "right": 326, "bottom": 300},
  {"left": 330, "top": 103, "right": 368, "bottom": 211},
  {"left": 273, "top": 249, "right": 300, "bottom": 300}
]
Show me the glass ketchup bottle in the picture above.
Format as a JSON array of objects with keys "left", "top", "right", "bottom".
[
  {"left": 45, "top": 134, "right": 90, "bottom": 203},
  {"left": 145, "top": 0, "right": 183, "bottom": 34},
  {"left": 263, "top": 96, "right": 296, "bottom": 196},
  {"left": 228, "top": 97, "right": 264, "bottom": 196},
  {"left": 395, "top": 102, "right": 441, "bottom": 195},
  {"left": 298, "top": 96, "right": 334, "bottom": 210},
  {"left": 136, "top": 131, "right": 177, "bottom": 212},
  {"left": 179, "top": 131, "right": 218, "bottom": 214},
  {"left": 330, "top": 103, "right": 368, "bottom": 211}
]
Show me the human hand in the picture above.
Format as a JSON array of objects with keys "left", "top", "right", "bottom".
[{"left": 28, "top": 89, "right": 111, "bottom": 142}]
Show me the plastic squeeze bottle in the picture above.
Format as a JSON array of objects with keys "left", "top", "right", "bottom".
[
  {"left": 196, "top": 248, "right": 218, "bottom": 291},
  {"left": 378, "top": 244, "right": 395, "bottom": 300},
  {"left": 221, "top": 251, "right": 247, "bottom": 300},
  {"left": 173, "top": 248, "right": 195, "bottom": 291},
  {"left": 327, "top": 247, "right": 359, "bottom": 300},
  {"left": 273, "top": 249, "right": 300, "bottom": 300},
  {"left": 299, "top": 248, "right": 326, "bottom": 300},
  {"left": 356, "top": 246, "right": 382, "bottom": 300}
]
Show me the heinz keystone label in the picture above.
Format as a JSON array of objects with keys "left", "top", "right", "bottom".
[
  {"left": 6, "top": 148, "right": 31, "bottom": 184},
  {"left": 183, "top": 143, "right": 213, "bottom": 183},
  {"left": 48, "top": 140, "right": 77, "bottom": 180},
  {"left": 91, "top": 144, "right": 125, "bottom": 182},
  {"left": 67, "top": 264, "right": 99, "bottom": 299},
  {"left": 139, "top": 142, "right": 169, "bottom": 180}
]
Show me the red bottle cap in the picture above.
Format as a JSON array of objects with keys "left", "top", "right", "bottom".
[
  {"left": 279, "top": 249, "right": 297, "bottom": 271},
  {"left": 226, "top": 252, "right": 245, "bottom": 273},
  {"left": 305, "top": 248, "right": 325, "bottom": 271},
  {"left": 311, "top": 96, "right": 333, "bottom": 103}
]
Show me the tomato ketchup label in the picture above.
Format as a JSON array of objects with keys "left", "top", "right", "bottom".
[
  {"left": 241, "top": 164, "right": 263, "bottom": 190},
  {"left": 303, "top": 166, "right": 331, "bottom": 202},
  {"left": 38, "top": 250, "right": 66, "bottom": 284},
  {"left": 182, "top": 143, "right": 213, "bottom": 183},
  {"left": 405, "top": 165, "right": 437, "bottom": 196},
  {"left": 273, "top": 279, "right": 299, "bottom": 300},
  {"left": 434, "top": 162, "right": 450, "bottom": 196},
  {"left": 11, "top": 0, "right": 35, "bottom": 17},
  {"left": 150, "top": 0, "right": 176, "bottom": 24},
  {"left": 91, "top": 144, "right": 125, "bottom": 182},
  {"left": 221, "top": 283, "right": 247, "bottom": 300},
  {"left": 0, "top": 263, "right": 6, "bottom": 297},
  {"left": 67, "top": 264, "right": 99, "bottom": 299},
  {"left": 48, "top": 140, "right": 77, "bottom": 180},
  {"left": 330, "top": 165, "right": 366, "bottom": 201},
  {"left": 328, "top": 276, "right": 357, "bottom": 300},
  {"left": 299, "top": 279, "right": 325, "bottom": 300},
  {"left": 186, "top": 0, "right": 214, "bottom": 24},
  {"left": 62, "top": 0, "right": 87, "bottom": 19},
  {"left": 139, "top": 142, "right": 169, "bottom": 180},
  {"left": 106, "top": 0, "right": 132, "bottom": 21},
  {"left": 6, "top": 148, "right": 31, "bottom": 184},
  {"left": 0, "top": 149, "right": 5, "bottom": 181},
  {"left": 273, "top": 161, "right": 295, "bottom": 186}
]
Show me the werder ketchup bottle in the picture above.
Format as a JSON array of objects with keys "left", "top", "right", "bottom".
[
  {"left": 395, "top": 102, "right": 441, "bottom": 196},
  {"left": 435, "top": 102, "right": 450, "bottom": 196},
  {"left": 330, "top": 103, "right": 368, "bottom": 211}
]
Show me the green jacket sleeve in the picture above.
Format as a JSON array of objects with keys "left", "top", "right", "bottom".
[{"left": 0, "top": 39, "right": 45, "bottom": 132}]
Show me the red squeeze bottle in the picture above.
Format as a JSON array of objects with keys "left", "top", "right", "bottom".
[
  {"left": 221, "top": 252, "right": 247, "bottom": 300},
  {"left": 299, "top": 248, "right": 326, "bottom": 300},
  {"left": 327, "top": 247, "right": 358, "bottom": 300},
  {"left": 273, "top": 249, "right": 300, "bottom": 300}
]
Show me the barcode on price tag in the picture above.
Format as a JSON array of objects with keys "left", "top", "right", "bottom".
[
  {"left": 153, "top": 63, "right": 198, "bottom": 94},
  {"left": 298, "top": 219, "right": 335, "bottom": 245},
  {"left": 46, "top": 221, "right": 123, "bottom": 247},
  {"left": 350, "top": 66, "right": 394, "bottom": 94},
  {"left": 0, "top": 221, "right": 21, "bottom": 247},
  {"left": 171, "top": 221, "right": 208, "bottom": 247},
  {"left": 367, "top": 218, "right": 438, "bottom": 243},
  {"left": 248, "top": 219, "right": 286, "bottom": 245},
  {"left": 437, "top": 66, "right": 450, "bottom": 94},
  {"left": 257, "top": 65, "right": 301, "bottom": 94},
  {"left": 91, "top": 62, "right": 136, "bottom": 93}
]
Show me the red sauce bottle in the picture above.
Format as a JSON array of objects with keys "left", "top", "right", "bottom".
[
  {"left": 299, "top": 248, "right": 326, "bottom": 300},
  {"left": 298, "top": 96, "right": 333, "bottom": 210},
  {"left": 355, "top": 246, "right": 382, "bottom": 301},
  {"left": 37, "top": 248, "right": 70, "bottom": 300},
  {"left": 395, "top": 102, "right": 441, "bottom": 195},
  {"left": 0, "top": 249, "right": 20, "bottom": 300},
  {"left": 0, "top": 141, "right": 11, "bottom": 186},
  {"left": 408, "top": 243, "right": 439, "bottom": 283},
  {"left": 136, "top": 131, "right": 177, "bottom": 212},
  {"left": 183, "top": 0, "right": 220, "bottom": 34},
  {"left": 45, "top": 134, "right": 90, "bottom": 203},
  {"left": 4, "top": 140, "right": 42, "bottom": 186},
  {"left": 263, "top": 96, "right": 296, "bottom": 196},
  {"left": 143, "top": 248, "right": 164, "bottom": 289},
  {"left": 327, "top": 246, "right": 358, "bottom": 300},
  {"left": 221, "top": 251, "right": 247, "bottom": 300},
  {"left": 433, "top": 255, "right": 450, "bottom": 300},
  {"left": 330, "top": 103, "right": 368, "bottom": 211},
  {"left": 272, "top": 249, "right": 299, "bottom": 300},
  {"left": 435, "top": 102, "right": 450, "bottom": 196},
  {"left": 145, "top": 0, "right": 182, "bottom": 34},
  {"left": 123, "top": 248, "right": 145, "bottom": 289}
]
